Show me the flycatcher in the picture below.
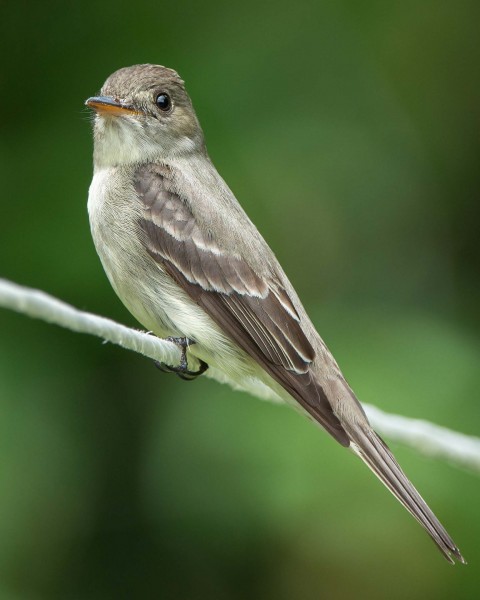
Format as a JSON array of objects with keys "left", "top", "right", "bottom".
[{"left": 86, "top": 64, "right": 463, "bottom": 563}]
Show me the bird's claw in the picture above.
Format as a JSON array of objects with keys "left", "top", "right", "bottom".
[{"left": 154, "top": 336, "right": 209, "bottom": 381}]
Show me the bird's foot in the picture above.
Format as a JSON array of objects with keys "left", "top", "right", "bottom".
[{"left": 154, "top": 337, "right": 209, "bottom": 381}]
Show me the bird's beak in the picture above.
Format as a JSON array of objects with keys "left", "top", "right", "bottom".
[{"left": 85, "top": 96, "right": 140, "bottom": 116}]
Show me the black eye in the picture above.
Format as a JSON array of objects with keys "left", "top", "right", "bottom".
[{"left": 155, "top": 93, "right": 171, "bottom": 111}]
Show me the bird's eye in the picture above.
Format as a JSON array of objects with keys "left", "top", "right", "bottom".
[{"left": 155, "top": 93, "right": 171, "bottom": 111}]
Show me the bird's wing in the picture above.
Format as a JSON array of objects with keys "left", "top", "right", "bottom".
[
  {"left": 134, "top": 163, "right": 349, "bottom": 446},
  {"left": 134, "top": 164, "right": 465, "bottom": 563}
]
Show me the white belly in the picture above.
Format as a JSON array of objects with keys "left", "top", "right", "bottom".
[{"left": 87, "top": 168, "right": 282, "bottom": 401}]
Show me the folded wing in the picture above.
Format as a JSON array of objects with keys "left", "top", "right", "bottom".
[{"left": 134, "top": 163, "right": 349, "bottom": 446}]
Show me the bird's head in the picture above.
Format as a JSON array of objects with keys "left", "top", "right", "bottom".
[{"left": 86, "top": 64, "right": 205, "bottom": 168}]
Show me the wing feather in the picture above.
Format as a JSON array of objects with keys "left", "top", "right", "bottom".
[{"left": 135, "top": 164, "right": 349, "bottom": 446}]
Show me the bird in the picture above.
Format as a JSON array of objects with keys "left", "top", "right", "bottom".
[{"left": 85, "top": 64, "right": 464, "bottom": 563}]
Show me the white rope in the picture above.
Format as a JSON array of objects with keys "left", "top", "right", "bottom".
[
  {"left": 0, "top": 278, "right": 181, "bottom": 366},
  {"left": 364, "top": 404, "right": 480, "bottom": 473},
  {"left": 1, "top": 277, "right": 479, "bottom": 473}
]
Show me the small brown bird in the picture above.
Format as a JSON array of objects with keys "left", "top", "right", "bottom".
[{"left": 86, "top": 64, "right": 464, "bottom": 563}]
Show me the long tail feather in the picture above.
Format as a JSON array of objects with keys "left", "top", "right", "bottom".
[{"left": 347, "top": 424, "right": 465, "bottom": 564}]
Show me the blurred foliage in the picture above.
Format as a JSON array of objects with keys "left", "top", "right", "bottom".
[{"left": 0, "top": 1, "right": 479, "bottom": 598}]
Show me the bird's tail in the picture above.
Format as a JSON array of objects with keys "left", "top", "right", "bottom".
[{"left": 345, "top": 422, "right": 465, "bottom": 564}]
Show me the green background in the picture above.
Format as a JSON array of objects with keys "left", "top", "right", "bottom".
[{"left": 1, "top": 1, "right": 479, "bottom": 598}]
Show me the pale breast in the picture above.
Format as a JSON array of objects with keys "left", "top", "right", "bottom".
[{"left": 87, "top": 166, "right": 251, "bottom": 377}]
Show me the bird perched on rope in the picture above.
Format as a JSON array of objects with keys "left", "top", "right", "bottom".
[{"left": 86, "top": 64, "right": 464, "bottom": 563}]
